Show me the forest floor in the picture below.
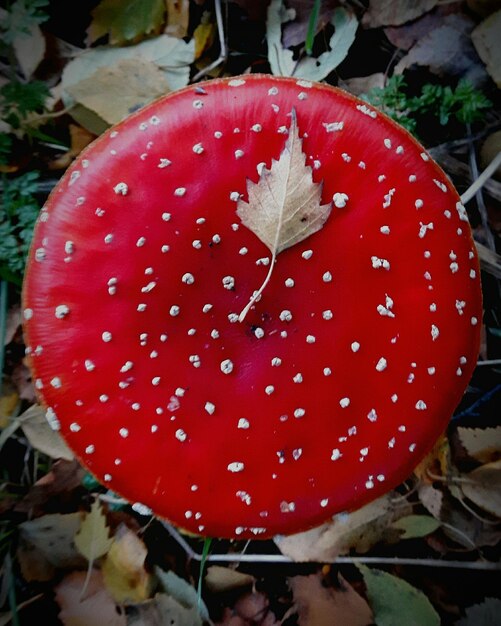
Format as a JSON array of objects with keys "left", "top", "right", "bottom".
[{"left": 1, "top": 1, "right": 501, "bottom": 625}]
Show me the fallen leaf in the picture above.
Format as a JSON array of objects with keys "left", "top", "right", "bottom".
[
  {"left": 472, "top": 9, "right": 501, "bottom": 86},
  {"left": 49, "top": 124, "right": 96, "bottom": 171},
  {"left": 12, "top": 361, "right": 36, "bottom": 403},
  {"left": 460, "top": 459, "right": 501, "bottom": 517},
  {"left": 193, "top": 12, "right": 216, "bottom": 59},
  {"left": 480, "top": 131, "right": 501, "bottom": 181},
  {"left": 282, "top": 0, "right": 338, "bottom": 48},
  {"left": 362, "top": 0, "right": 438, "bottom": 28},
  {"left": 75, "top": 499, "right": 114, "bottom": 561},
  {"left": 165, "top": 0, "right": 190, "bottom": 38},
  {"left": 237, "top": 110, "right": 331, "bottom": 255},
  {"left": 126, "top": 593, "right": 203, "bottom": 626},
  {"left": 14, "top": 459, "right": 85, "bottom": 515},
  {"left": 342, "top": 72, "right": 385, "bottom": 97},
  {"left": 357, "top": 564, "right": 441, "bottom": 626},
  {"left": 55, "top": 569, "right": 126, "bottom": 626},
  {"left": 102, "top": 524, "right": 154, "bottom": 603},
  {"left": 87, "top": 0, "right": 165, "bottom": 45},
  {"left": 394, "top": 14, "right": 485, "bottom": 79},
  {"left": 237, "top": 109, "right": 331, "bottom": 319},
  {"left": 456, "top": 597, "right": 501, "bottom": 626},
  {"left": 20, "top": 404, "right": 74, "bottom": 461},
  {"left": 62, "top": 34, "right": 195, "bottom": 132},
  {"left": 12, "top": 22, "right": 45, "bottom": 80},
  {"left": 0, "top": 391, "right": 19, "bottom": 429},
  {"left": 275, "top": 493, "right": 411, "bottom": 561},
  {"left": 205, "top": 566, "right": 255, "bottom": 593},
  {"left": 390, "top": 514, "right": 441, "bottom": 539},
  {"left": 155, "top": 568, "right": 209, "bottom": 623},
  {"left": 417, "top": 483, "right": 444, "bottom": 519},
  {"left": 266, "top": 0, "right": 296, "bottom": 77},
  {"left": 289, "top": 572, "right": 373, "bottom": 626},
  {"left": 413, "top": 434, "right": 451, "bottom": 484},
  {"left": 232, "top": 591, "right": 277, "bottom": 624},
  {"left": 18, "top": 512, "right": 86, "bottom": 579},
  {"left": 66, "top": 57, "right": 171, "bottom": 127},
  {"left": 457, "top": 425, "right": 501, "bottom": 464},
  {"left": 293, "top": 8, "right": 358, "bottom": 83}
]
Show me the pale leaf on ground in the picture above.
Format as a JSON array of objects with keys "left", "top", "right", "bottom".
[
  {"left": 342, "top": 73, "right": 385, "bottom": 97},
  {"left": 20, "top": 404, "right": 74, "bottom": 461},
  {"left": 12, "top": 22, "right": 45, "bottom": 80},
  {"left": 205, "top": 565, "right": 255, "bottom": 593},
  {"left": 55, "top": 569, "right": 126, "bottom": 626},
  {"left": 126, "top": 593, "right": 202, "bottom": 626},
  {"left": 102, "top": 524, "right": 154, "bottom": 604},
  {"left": 165, "top": 0, "right": 190, "bottom": 38},
  {"left": 289, "top": 572, "right": 373, "bottom": 626},
  {"left": 357, "top": 564, "right": 441, "bottom": 626},
  {"left": 155, "top": 567, "right": 209, "bottom": 623},
  {"left": 293, "top": 8, "right": 358, "bottom": 83},
  {"left": 417, "top": 483, "right": 444, "bottom": 519},
  {"left": 18, "top": 512, "right": 86, "bottom": 579},
  {"left": 86, "top": 0, "right": 165, "bottom": 45},
  {"left": 456, "top": 597, "right": 501, "bottom": 626},
  {"left": 472, "top": 9, "right": 501, "bottom": 86},
  {"left": 362, "top": 0, "right": 438, "bottom": 28},
  {"left": 74, "top": 499, "right": 114, "bottom": 561},
  {"left": 61, "top": 34, "right": 195, "bottom": 128},
  {"left": 66, "top": 58, "right": 171, "bottom": 126},
  {"left": 460, "top": 459, "right": 501, "bottom": 517},
  {"left": 275, "top": 493, "right": 411, "bottom": 561},
  {"left": 457, "top": 425, "right": 501, "bottom": 464},
  {"left": 266, "top": 0, "right": 296, "bottom": 77}
]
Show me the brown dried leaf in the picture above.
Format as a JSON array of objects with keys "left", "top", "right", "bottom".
[
  {"left": 289, "top": 572, "right": 373, "bottom": 626},
  {"left": 275, "top": 493, "right": 411, "bottom": 561},
  {"left": 472, "top": 9, "right": 501, "bottom": 86},
  {"left": 55, "top": 569, "right": 126, "bottom": 626},
  {"left": 102, "top": 524, "right": 154, "bottom": 604},
  {"left": 18, "top": 512, "right": 86, "bottom": 580},
  {"left": 66, "top": 58, "right": 171, "bottom": 127},
  {"left": 362, "top": 0, "right": 438, "bottom": 28},
  {"left": 14, "top": 459, "right": 85, "bottom": 515},
  {"left": 237, "top": 110, "right": 331, "bottom": 256},
  {"left": 461, "top": 459, "right": 501, "bottom": 517},
  {"left": 126, "top": 593, "right": 203, "bottom": 626},
  {"left": 457, "top": 426, "right": 501, "bottom": 464}
]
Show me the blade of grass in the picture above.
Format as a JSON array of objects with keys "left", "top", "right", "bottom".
[
  {"left": 197, "top": 536, "right": 212, "bottom": 613},
  {"left": 305, "top": 0, "right": 322, "bottom": 56}
]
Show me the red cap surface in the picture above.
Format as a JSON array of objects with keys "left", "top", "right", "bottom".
[{"left": 22, "top": 75, "right": 482, "bottom": 539}]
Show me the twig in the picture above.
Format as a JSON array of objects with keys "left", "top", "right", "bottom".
[
  {"left": 191, "top": 0, "right": 227, "bottom": 82},
  {"left": 461, "top": 149, "right": 501, "bottom": 208},
  {"left": 453, "top": 383, "right": 501, "bottom": 421}
]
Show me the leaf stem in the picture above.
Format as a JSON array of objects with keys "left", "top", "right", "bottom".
[{"left": 238, "top": 250, "right": 277, "bottom": 322}]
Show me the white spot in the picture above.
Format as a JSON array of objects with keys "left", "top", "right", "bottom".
[
  {"left": 294, "top": 408, "right": 305, "bottom": 418},
  {"left": 323, "top": 121, "right": 344, "bottom": 132},
  {"left": 174, "top": 187, "right": 186, "bottom": 197},
  {"left": 189, "top": 354, "right": 201, "bottom": 368},
  {"left": 371, "top": 256, "right": 390, "bottom": 270},
  {"left": 151, "top": 377, "right": 161, "bottom": 386},
  {"left": 119, "top": 428, "right": 129, "bottom": 438},
  {"left": 227, "top": 462, "right": 245, "bottom": 473},
  {"left": 323, "top": 271, "right": 333, "bottom": 282},
  {"left": 418, "top": 222, "right": 434, "bottom": 238},
  {"left": 251, "top": 124, "right": 262, "bottom": 132},
  {"left": 158, "top": 158, "right": 171, "bottom": 168},
  {"left": 280, "top": 501, "right": 296, "bottom": 513},
  {"left": 331, "top": 449, "right": 342, "bottom": 461},
  {"left": 322, "top": 310, "right": 333, "bottom": 320},
  {"left": 102, "top": 331, "right": 112, "bottom": 342},
  {"left": 380, "top": 225, "right": 390, "bottom": 235},
  {"left": 265, "top": 385, "right": 275, "bottom": 395},
  {"left": 120, "top": 361, "right": 133, "bottom": 373},
  {"left": 279, "top": 310, "right": 292, "bottom": 322},
  {"left": 356, "top": 104, "right": 377, "bottom": 118},
  {"left": 182, "top": 273, "right": 195, "bottom": 285},
  {"left": 192, "top": 143, "right": 204, "bottom": 154},
  {"left": 471, "top": 317, "right": 478, "bottom": 326},
  {"left": 431, "top": 325, "right": 440, "bottom": 341},
  {"left": 367, "top": 409, "right": 378, "bottom": 422},
  {"left": 340, "top": 397, "right": 350, "bottom": 408},
  {"left": 229, "top": 78, "right": 246, "bottom": 86},
  {"left": 302, "top": 249, "right": 313, "bottom": 260},
  {"left": 323, "top": 367, "right": 332, "bottom": 376},
  {"left": 221, "top": 359, "right": 234, "bottom": 374},
  {"left": 113, "top": 182, "right": 128, "bottom": 195},
  {"left": 376, "top": 357, "right": 387, "bottom": 372},
  {"left": 175, "top": 429, "right": 187, "bottom": 442},
  {"left": 271, "top": 357, "right": 282, "bottom": 367},
  {"left": 203, "top": 304, "right": 213, "bottom": 313},
  {"left": 234, "top": 149, "right": 244, "bottom": 159},
  {"left": 222, "top": 275, "right": 235, "bottom": 290},
  {"left": 170, "top": 305, "right": 180, "bottom": 317},
  {"left": 254, "top": 326, "right": 265, "bottom": 338},
  {"left": 415, "top": 199, "right": 424, "bottom": 209},
  {"left": 205, "top": 402, "right": 215, "bottom": 415},
  {"left": 384, "top": 138, "right": 392, "bottom": 149},
  {"left": 238, "top": 418, "right": 250, "bottom": 429},
  {"left": 383, "top": 188, "right": 395, "bottom": 208},
  {"left": 351, "top": 341, "right": 360, "bottom": 352}
]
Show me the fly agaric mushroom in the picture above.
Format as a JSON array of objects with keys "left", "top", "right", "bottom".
[{"left": 22, "top": 75, "right": 482, "bottom": 539}]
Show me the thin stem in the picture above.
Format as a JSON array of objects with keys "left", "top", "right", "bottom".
[
  {"left": 461, "top": 148, "right": 501, "bottom": 226},
  {"left": 238, "top": 252, "right": 276, "bottom": 322},
  {"left": 197, "top": 537, "right": 212, "bottom": 611}
]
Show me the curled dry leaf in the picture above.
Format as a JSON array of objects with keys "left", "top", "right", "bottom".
[
  {"left": 460, "top": 459, "right": 501, "bottom": 518},
  {"left": 205, "top": 565, "right": 255, "bottom": 593},
  {"left": 289, "top": 572, "right": 373, "bottom": 626},
  {"left": 362, "top": 0, "right": 438, "bottom": 28},
  {"left": 55, "top": 569, "right": 126, "bottom": 626},
  {"left": 20, "top": 404, "right": 74, "bottom": 461}
]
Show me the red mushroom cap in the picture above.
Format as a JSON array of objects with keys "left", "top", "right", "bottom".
[{"left": 22, "top": 75, "right": 482, "bottom": 539}]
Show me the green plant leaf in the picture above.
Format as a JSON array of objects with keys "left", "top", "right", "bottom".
[
  {"left": 357, "top": 564, "right": 441, "bottom": 626},
  {"left": 87, "top": 0, "right": 166, "bottom": 45},
  {"left": 390, "top": 515, "right": 441, "bottom": 539}
]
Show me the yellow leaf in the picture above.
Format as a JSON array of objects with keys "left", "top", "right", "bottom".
[
  {"left": 193, "top": 14, "right": 215, "bottom": 59},
  {"left": 74, "top": 500, "right": 114, "bottom": 562},
  {"left": 102, "top": 524, "right": 154, "bottom": 603},
  {"left": 0, "top": 391, "right": 19, "bottom": 428},
  {"left": 87, "top": 0, "right": 165, "bottom": 45},
  {"left": 237, "top": 109, "right": 332, "bottom": 319}
]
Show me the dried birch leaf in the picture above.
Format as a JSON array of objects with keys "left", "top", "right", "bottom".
[
  {"left": 237, "top": 110, "right": 331, "bottom": 319},
  {"left": 237, "top": 110, "right": 331, "bottom": 254},
  {"left": 74, "top": 499, "right": 114, "bottom": 561}
]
